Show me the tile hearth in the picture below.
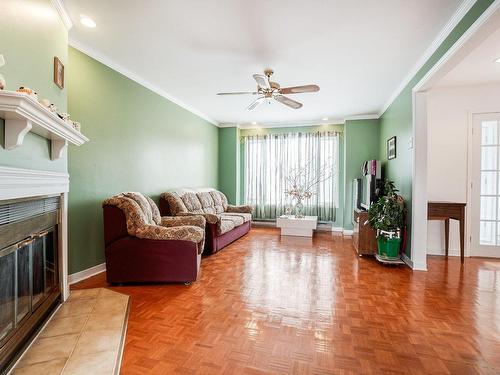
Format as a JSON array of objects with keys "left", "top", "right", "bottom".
[{"left": 10, "top": 288, "right": 129, "bottom": 375}]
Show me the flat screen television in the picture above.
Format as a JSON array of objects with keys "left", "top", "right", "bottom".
[{"left": 360, "top": 160, "right": 381, "bottom": 210}]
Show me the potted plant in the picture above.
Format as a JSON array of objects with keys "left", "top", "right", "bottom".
[{"left": 368, "top": 180, "right": 406, "bottom": 258}]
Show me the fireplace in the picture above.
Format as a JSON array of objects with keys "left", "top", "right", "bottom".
[{"left": 0, "top": 195, "right": 62, "bottom": 373}]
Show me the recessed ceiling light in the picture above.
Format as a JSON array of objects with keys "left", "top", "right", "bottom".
[
  {"left": 495, "top": 57, "right": 500, "bottom": 63},
  {"left": 80, "top": 15, "right": 96, "bottom": 28},
  {"left": 322, "top": 117, "right": 329, "bottom": 121}
]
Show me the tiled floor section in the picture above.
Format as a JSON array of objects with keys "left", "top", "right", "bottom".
[
  {"left": 11, "top": 288, "right": 129, "bottom": 375},
  {"left": 72, "top": 228, "right": 500, "bottom": 374}
]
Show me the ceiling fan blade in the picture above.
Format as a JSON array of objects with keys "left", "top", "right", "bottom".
[
  {"left": 217, "top": 91, "right": 258, "bottom": 95},
  {"left": 246, "top": 97, "right": 265, "bottom": 111},
  {"left": 280, "top": 85, "right": 320, "bottom": 94},
  {"left": 253, "top": 74, "right": 270, "bottom": 89},
  {"left": 274, "top": 95, "right": 303, "bottom": 109}
]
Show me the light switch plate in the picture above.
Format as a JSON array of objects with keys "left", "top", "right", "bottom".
[{"left": 408, "top": 137, "right": 414, "bottom": 149}]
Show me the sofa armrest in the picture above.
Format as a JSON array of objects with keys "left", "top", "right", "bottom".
[
  {"left": 177, "top": 212, "right": 220, "bottom": 225},
  {"left": 135, "top": 224, "right": 204, "bottom": 243},
  {"left": 160, "top": 215, "right": 206, "bottom": 229},
  {"left": 226, "top": 205, "right": 253, "bottom": 214}
]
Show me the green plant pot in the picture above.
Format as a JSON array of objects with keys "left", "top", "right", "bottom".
[{"left": 377, "top": 235, "right": 402, "bottom": 258}]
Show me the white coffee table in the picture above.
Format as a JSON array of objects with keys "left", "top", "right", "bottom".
[{"left": 276, "top": 215, "right": 318, "bottom": 237}]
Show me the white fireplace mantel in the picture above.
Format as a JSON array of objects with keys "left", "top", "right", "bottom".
[
  {"left": 0, "top": 91, "right": 89, "bottom": 160},
  {"left": 0, "top": 166, "right": 71, "bottom": 300}
]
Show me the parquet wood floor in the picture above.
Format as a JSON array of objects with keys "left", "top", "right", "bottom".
[{"left": 72, "top": 228, "right": 500, "bottom": 375}]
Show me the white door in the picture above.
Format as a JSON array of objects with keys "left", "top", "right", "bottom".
[{"left": 471, "top": 113, "right": 500, "bottom": 258}]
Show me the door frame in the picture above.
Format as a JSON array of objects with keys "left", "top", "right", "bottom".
[
  {"left": 467, "top": 111, "right": 500, "bottom": 257},
  {"left": 409, "top": 2, "right": 500, "bottom": 270}
]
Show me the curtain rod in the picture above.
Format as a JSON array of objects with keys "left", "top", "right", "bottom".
[{"left": 240, "top": 130, "right": 343, "bottom": 141}]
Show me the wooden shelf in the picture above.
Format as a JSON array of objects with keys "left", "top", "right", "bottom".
[{"left": 0, "top": 91, "right": 89, "bottom": 160}]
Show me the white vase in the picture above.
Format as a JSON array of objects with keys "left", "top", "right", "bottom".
[
  {"left": 294, "top": 198, "right": 305, "bottom": 218},
  {"left": 0, "top": 74, "right": 5, "bottom": 90}
]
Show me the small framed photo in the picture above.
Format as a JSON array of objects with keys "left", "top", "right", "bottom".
[
  {"left": 387, "top": 136, "right": 397, "bottom": 160},
  {"left": 54, "top": 57, "right": 64, "bottom": 89}
]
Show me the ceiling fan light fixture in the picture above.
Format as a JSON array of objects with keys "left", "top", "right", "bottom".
[
  {"left": 251, "top": 122, "right": 257, "bottom": 125},
  {"left": 322, "top": 117, "right": 329, "bottom": 121},
  {"left": 218, "top": 70, "right": 319, "bottom": 110}
]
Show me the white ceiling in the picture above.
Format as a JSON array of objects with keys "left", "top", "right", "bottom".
[
  {"left": 64, "top": 0, "right": 466, "bottom": 126},
  {"left": 436, "top": 25, "right": 500, "bottom": 87}
]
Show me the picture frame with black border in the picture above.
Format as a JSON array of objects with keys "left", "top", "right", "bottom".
[{"left": 387, "top": 136, "right": 396, "bottom": 160}]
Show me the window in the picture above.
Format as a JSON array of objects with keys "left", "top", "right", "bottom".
[
  {"left": 479, "top": 120, "right": 500, "bottom": 245},
  {"left": 244, "top": 131, "right": 339, "bottom": 221}
]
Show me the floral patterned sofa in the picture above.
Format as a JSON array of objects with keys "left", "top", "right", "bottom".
[
  {"left": 102, "top": 192, "right": 206, "bottom": 284},
  {"left": 159, "top": 188, "right": 252, "bottom": 254}
]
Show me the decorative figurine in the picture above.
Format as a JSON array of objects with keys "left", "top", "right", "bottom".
[
  {"left": 48, "top": 103, "right": 58, "bottom": 113},
  {"left": 39, "top": 98, "right": 51, "bottom": 108},
  {"left": 72, "top": 121, "right": 81, "bottom": 132},
  {"left": 16, "top": 87, "right": 38, "bottom": 101},
  {"left": 58, "top": 112, "right": 71, "bottom": 123}
]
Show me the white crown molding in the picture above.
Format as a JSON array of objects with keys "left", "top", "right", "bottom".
[
  {"left": 223, "top": 113, "right": 380, "bottom": 129},
  {"left": 378, "top": 0, "right": 477, "bottom": 117},
  {"left": 68, "top": 262, "right": 106, "bottom": 285},
  {"left": 0, "top": 166, "right": 69, "bottom": 201},
  {"left": 69, "top": 39, "right": 220, "bottom": 127},
  {"left": 51, "top": 0, "right": 73, "bottom": 30},
  {"left": 344, "top": 114, "right": 380, "bottom": 121},
  {"left": 413, "top": 0, "right": 500, "bottom": 93}
]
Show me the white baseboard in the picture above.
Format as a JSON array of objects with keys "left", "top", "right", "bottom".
[
  {"left": 252, "top": 221, "right": 354, "bottom": 235},
  {"left": 316, "top": 224, "right": 332, "bottom": 232},
  {"left": 427, "top": 249, "right": 462, "bottom": 257},
  {"left": 68, "top": 263, "right": 106, "bottom": 285},
  {"left": 412, "top": 260, "right": 428, "bottom": 271}
]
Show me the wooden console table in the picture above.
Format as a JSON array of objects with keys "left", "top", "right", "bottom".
[{"left": 427, "top": 202, "right": 466, "bottom": 263}]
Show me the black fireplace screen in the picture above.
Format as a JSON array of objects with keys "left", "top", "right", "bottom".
[{"left": 0, "top": 196, "right": 61, "bottom": 372}]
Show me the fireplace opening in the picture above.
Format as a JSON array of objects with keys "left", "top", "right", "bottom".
[{"left": 0, "top": 196, "right": 61, "bottom": 373}]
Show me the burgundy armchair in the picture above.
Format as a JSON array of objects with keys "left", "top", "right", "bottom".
[
  {"left": 102, "top": 192, "right": 206, "bottom": 284},
  {"left": 159, "top": 188, "right": 252, "bottom": 254}
]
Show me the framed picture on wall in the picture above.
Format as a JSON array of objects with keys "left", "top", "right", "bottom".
[
  {"left": 387, "top": 136, "right": 397, "bottom": 160},
  {"left": 54, "top": 57, "right": 64, "bottom": 89}
]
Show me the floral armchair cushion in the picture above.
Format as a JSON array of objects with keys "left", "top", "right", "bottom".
[{"left": 103, "top": 192, "right": 206, "bottom": 249}]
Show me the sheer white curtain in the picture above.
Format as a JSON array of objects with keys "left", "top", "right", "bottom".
[{"left": 244, "top": 131, "right": 339, "bottom": 221}]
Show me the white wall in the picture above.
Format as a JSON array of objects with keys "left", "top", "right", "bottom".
[{"left": 427, "top": 84, "right": 500, "bottom": 256}]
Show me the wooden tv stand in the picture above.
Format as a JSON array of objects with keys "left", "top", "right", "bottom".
[{"left": 352, "top": 209, "right": 377, "bottom": 256}]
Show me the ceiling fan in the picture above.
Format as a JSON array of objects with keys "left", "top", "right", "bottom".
[{"left": 217, "top": 69, "right": 320, "bottom": 111}]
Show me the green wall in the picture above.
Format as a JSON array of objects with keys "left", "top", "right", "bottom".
[
  {"left": 343, "top": 119, "right": 380, "bottom": 230},
  {"left": 0, "top": 0, "right": 68, "bottom": 172},
  {"left": 218, "top": 127, "right": 240, "bottom": 204},
  {"left": 378, "top": 0, "right": 495, "bottom": 256},
  {"left": 67, "top": 47, "right": 219, "bottom": 274}
]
